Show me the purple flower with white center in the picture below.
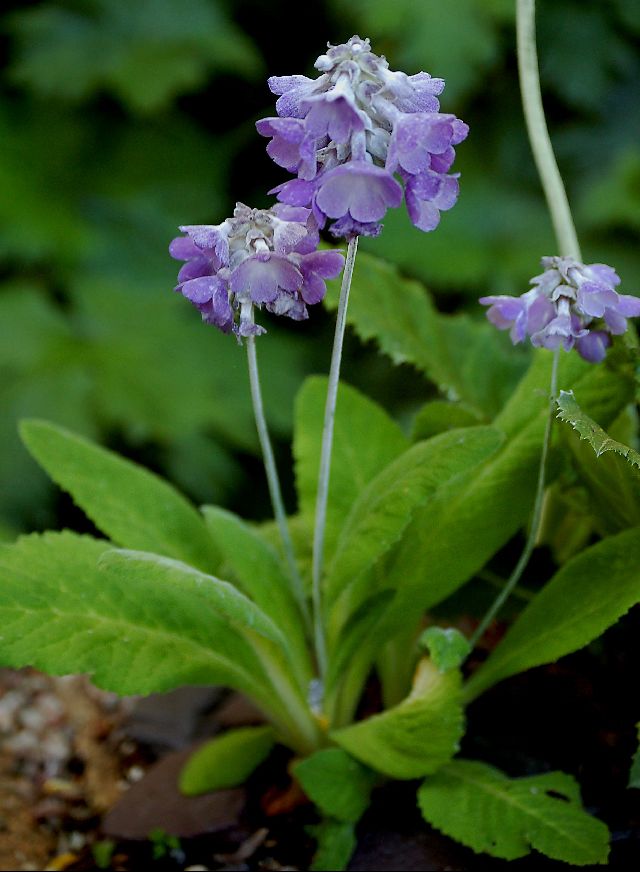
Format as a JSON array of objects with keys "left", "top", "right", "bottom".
[
  {"left": 480, "top": 255, "right": 640, "bottom": 363},
  {"left": 257, "top": 35, "right": 468, "bottom": 239},
  {"left": 170, "top": 202, "right": 344, "bottom": 337}
]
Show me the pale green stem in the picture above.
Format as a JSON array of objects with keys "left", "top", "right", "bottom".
[
  {"left": 245, "top": 330, "right": 311, "bottom": 633},
  {"left": 517, "top": 0, "right": 582, "bottom": 261},
  {"left": 311, "top": 236, "right": 359, "bottom": 682},
  {"left": 470, "top": 348, "right": 560, "bottom": 648}
]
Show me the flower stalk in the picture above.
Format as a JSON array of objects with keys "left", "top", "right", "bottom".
[{"left": 311, "top": 235, "right": 359, "bottom": 681}]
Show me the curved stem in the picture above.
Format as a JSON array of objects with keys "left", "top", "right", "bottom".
[
  {"left": 311, "top": 236, "right": 359, "bottom": 681},
  {"left": 470, "top": 347, "right": 560, "bottom": 647},
  {"left": 517, "top": 0, "right": 581, "bottom": 261},
  {"left": 246, "top": 332, "right": 311, "bottom": 633}
]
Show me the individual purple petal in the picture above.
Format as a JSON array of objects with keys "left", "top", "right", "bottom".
[
  {"left": 297, "top": 249, "right": 345, "bottom": 304},
  {"left": 271, "top": 178, "right": 316, "bottom": 208},
  {"left": 180, "top": 275, "right": 224, "bottom": 305},
  {"left": 169, "top": 236, "right": 200, "bottom": 261},
  {"left": 603, "top": 308, "right": 628, "bottom": 335},
  {"left": 268, "top": 75, "right": 315, "bottom": 117},
  {"left": 576, "top": 331, "right": 610, "bottom": 363},
  {"left": 200, "top": 284, "right": 234, "bottom": 333},
  {"left": 230, "top": 253, "right": 303, "bottom": 304},
  {"left": 576, "top": 282, "right": 619, "bottom": 317},
  {"left": 584, "top": 263, "right": 620, "bottom": 287},
  {"left": 179, "top": 224, "right": 230, "bottom": 266},
  {"left": 616, "top": 294, "right": 640, "bottom": 317},
  {"left": 272, "top": 218, "right": 309, "bottom": 253},
  {"left": 387, "top": 113, "right": 456, "bottom": 175},
  {"left": 315, "top": 161, "right": 402, "bottom": 223},
  {"left": 177, "top": 256, "right": 213, "bottom": 284},
  {"left": 302, "top": 94, "right": 365, "bottom": 143}
]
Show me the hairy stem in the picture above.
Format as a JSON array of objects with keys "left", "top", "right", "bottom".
[
  {"left": 517, "top": 0, "right": 582, "bottom": 261},
  {"left": 312, "top": 236, "right": 359, "bottom": 681},
  {"left": 470, "top": 348, "right": 560, "bottom": 647},
  {"left": 246, "top": 331, "right": 311, "bottom": 633}
]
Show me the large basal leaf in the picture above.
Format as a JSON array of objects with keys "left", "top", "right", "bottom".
[
  {"left": 201, "top": 506, "right": 310, "bottom": 679},
  {"left": 20, "top": 419, "right": 219, "bottom": 573},
  {"left": 418, "top": 760, "right": 609, "bottom": 865},
  {"left": 0, "top": 532, "right": 272, "bottom": 705},
  {"left": 325, "top": 426, "right": 503, "bottom": 612},
  {"left": 180, "top": 726, "right": 275, "bottom": 795},
  {"left": 294, "top": 377, "right": 408, "bottom": 559},
  {"left": 293, "top": 748, "right": 378, "bottom": 823},
  {"left": 556, "top": 389, "right": 640, "bottom": 468},
  {"left": 331, "top": 659, "right": 464, "bottom": 779},
  {"left": 464, "top": 527, "right": 640, "bottom": 701},
  {"left": 324, "top": 252, "right": 528, "bottom": 418},
  {"left": 377, "top": 349, "right": 634, "bottom": 637}
]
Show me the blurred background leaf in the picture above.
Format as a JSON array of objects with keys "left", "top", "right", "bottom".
[{"left": 0, "top": 0, "right": 638, "bottom": 536}]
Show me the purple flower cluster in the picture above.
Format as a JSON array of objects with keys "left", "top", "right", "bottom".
[
  {"left": 480, "top": 256, "right": 640, "bottom": 363},
  {"left": 170, "top": 203, "right": 344, "bottom": 336},
  {"left": 257, "top": 35, "right": 468, "bottom": 239}
]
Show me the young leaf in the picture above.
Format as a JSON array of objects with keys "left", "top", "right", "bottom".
[
  {"left": 418, "top": 760, "right": 610, "bottom": 865},
  {"left": 464, "top": 527, "right": 640, "bottom": 701},
  {"left": 556, "top": 390, "right": 640, "bottom": 468},
  {"left": 20, "top": 419, "right": 219, "bottom": 573},
  {"left": 325, "top": 426, "right": 503, "bottom": 610},
  {"left": 294, "top": 377, "right": 408, "bottom": 558},
  {"left": 294, "top": 748, "right": 378, "bottom": 823},
  {"left": 308, "top": 819, "right": 356, "bottom": 872},
  {"left": 419, "top": 627, "right": 472, "bottom": 672},
  {"left": 180, "top": 726, "right": 275, "bottom": 795},
  {"left": 331, "top": 659, "right": 464, "bottom": 779},
  {"left": 0, "top": 532, "right": 272, "bottom": 705},
  {"left": 202, "top": 506, "right": 309, "bottom": 672}
]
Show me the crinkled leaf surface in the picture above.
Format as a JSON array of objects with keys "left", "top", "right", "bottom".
[
  {"left": 326, "top": 426, "right": 503, "bottom": 612},
  {"left": 331, "top": 660, "right": 464, "bottom": 779},
  {"left": 465, "top": 527, "right": 640, "bottom": 700},
  {"left": 294, "top": 377, "right": 408, "bottom": 559},
  {"left": 20, "top": 420, "right": 219, "bottom": 573},
  {"left": 557, "top": 389, "right": 640, "bottom": 467},
  {"left": 202, "top": 506, "right": 309, "bottom": 675},
  {"left": 418, "top": 760, "right": 609, "bottom": 864},
  {"left": 420, "top": 627, "right": 472, "bottom": 672},
  {"left": 294, "top": 748, "right": 377, "bottom": 823},
  {"left": 0, "top": 532, "right": 272, "bottom": 703},
  {"left": 377, "top": 350, "right": 634, "bottom": 637},
  {"left": 180, "top": 726, "right": 275, "bottom": 795}
]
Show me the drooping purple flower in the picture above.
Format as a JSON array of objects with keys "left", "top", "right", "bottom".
[
  {"left": 480, "top": 256, "right": 640, "bottom": 363},
  {"left": 170, "top": 202, "right": 344, "bottom": 337},
  {"left": 257, "top": 35, "right": 468, "bottom": 238}
]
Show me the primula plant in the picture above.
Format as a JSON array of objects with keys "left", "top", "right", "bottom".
[{"left": 3, "top": 3, "right": 640, "bottom": 869}]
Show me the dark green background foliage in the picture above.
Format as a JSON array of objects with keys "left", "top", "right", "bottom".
[{"left": 1, "top": 0, "right": 638, "bottom": 534}]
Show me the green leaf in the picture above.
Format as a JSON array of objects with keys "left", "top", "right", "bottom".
[
  {"left": 411, "top": 400, "right": 483, "bottom": 441},
  {"left": 294, "top": 377, "right": 408, "bottom": 558},
  {"left": 99, "top": 549, "right": 289, "bottom": 651},
  {"left": 378, "top": 349, "right": 634, "bottom": 636},
  {"left": 294, "top": 748, "right": 377, "bottom": 823},
  {"left": 464, "top": 527, "right": 640, "bottom": 701},
  {"left": 324, "top": 252, "right": 528, "bottom": 417},
  {"left": 180, "top": 726, "right": 275, "bottom": 795},
  {"left": 418, "top": 760, "right": 610, "bottom": 865},
  {"left": 331, "top": 659, "right": 464, "bottom": 779},
  {"left": 308, "top": 819, "right": 356, "bottom": 872},
  {"left": 326, "top": 426, "right": 504, "bottom": 613},
  {"left": 629, "top": 724, "right": 640, "bottom": 789},
  {"left": 556, "top": 389, "right": 640, "bottom": 468},
  {"left": 0, "top": 532, "right": 274, "bottom": 705},
  {"left": 202, "top": 506, "right": 309, "bottom": 674},
  {"left": 9, "top": 0, "right": 262, "bottom": 112},
  {"left": 419, "top": 627, "right": 472, "bottom": 672},
  {"left": 20, "top": 419, "right": 219, "bottom": 573}
]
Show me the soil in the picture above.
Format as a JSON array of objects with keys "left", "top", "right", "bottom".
[{"left": 1, "top": 606, "right": 640, "bottom": 871}]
